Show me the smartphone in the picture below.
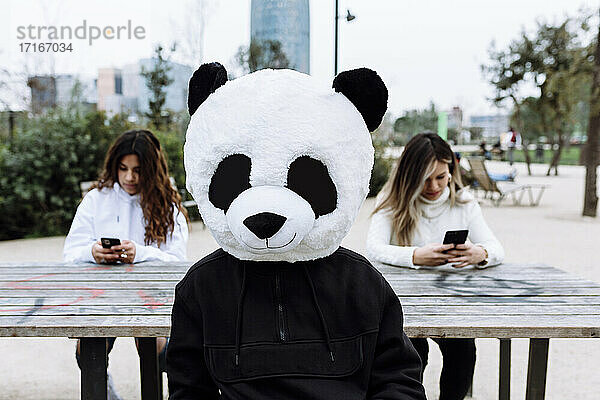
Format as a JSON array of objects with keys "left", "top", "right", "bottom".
[
  {"left": 101, "top": 237, "right": 121, "bottom": 249},
  {"left": 443, "top": 230, "right": 469, "bottom": 246}
]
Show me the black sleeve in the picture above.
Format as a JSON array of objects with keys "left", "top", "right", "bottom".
[
  {"left": 367, "top": 277, "right": 426, "bottom": 400},
  {"left": 167, "top": 289, "right": 220, "bottom": 400}
]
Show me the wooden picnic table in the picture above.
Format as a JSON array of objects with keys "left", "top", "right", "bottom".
[{"left": 1, "top": 261, "right": 599, "bottom": 400}]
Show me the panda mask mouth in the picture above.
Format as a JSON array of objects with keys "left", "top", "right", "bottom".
[{"left": 226, "top": 186, "right": 315, "bottom": 254}]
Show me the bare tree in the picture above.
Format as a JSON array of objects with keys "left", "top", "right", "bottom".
[
  {"left": 235, "top": 39, "right": 290, "bottom": 74},
  {"left": 170, "top": 0, "right": 215, "bottom": 66},
  {"left": 1, "top": 0, "right": 64, "bottom": 112}
]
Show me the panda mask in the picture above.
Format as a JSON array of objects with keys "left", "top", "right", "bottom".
[{"left": 184, "top": 63, "right": 387, "bottom": 263}]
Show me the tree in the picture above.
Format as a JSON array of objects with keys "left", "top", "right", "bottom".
[
  {"left": 235, "top": 39, "right": 290, "bottom": 74},
  {"left": 141, "top": 44, "right": 175, "bottom": 129},
  {"left": 171, "top": 0, "right": 214, "bottom": 66},
  {"left": 370, "top": 112, "right": 394, "bottom": 197},
  {"left": 467, "top": 126, "right": 484, "bottom": 142},
  {"left": 392, "top": 102, "right": 438, "bottom": 145},
  {"left": 583, "top": 10, "right": 600, "bottom": 217},
  {"left": 0, "top": 109, "right": 129, "bottom": 239},
  {"left": 483, "top": 16, "right": 591, "bottom": 175}
]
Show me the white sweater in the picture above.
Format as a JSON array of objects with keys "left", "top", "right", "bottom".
[
  {"left": 366, "top": 187, "right": 504, "bottom": 269},
  {"left": 63, "top": 183, "right": 188, "bottom": 263}
]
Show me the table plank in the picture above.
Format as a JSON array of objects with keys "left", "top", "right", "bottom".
[
  {"left": 0, "top": 273, "right": 186, "bottom": 281},
  {"left": 0, "top": 305, "right": 173, "bottom": 315},
  {"left": 0, "top": 315, "right": 170, "bottom": 336},
  {"left": 2, "top": 304, "right": 600, "bottom": 317},
  {"left": 0, "top": 281, "right": 179, "bottom": 288},
  {"left": 2, "top": 313, "right": 599, "bottom": 338},
  {"left": 2, "top": 275, "right": 596, "bottom": 287},
  {"left": 0, "top": 289, "right": 175, "bottom": 297},
  {"left": 3, "top": 295, "right": 600, "bottom": 306},
  {"left": 399, "top": 296, "right": 600, "bottom": 305}
]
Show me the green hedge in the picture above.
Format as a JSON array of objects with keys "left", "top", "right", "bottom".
[
  {"left": 0, "top": 109, "right": 187, "bottom": 240},
  {"left": 368, "top": 130, "right": 393, "bottom": 198}
]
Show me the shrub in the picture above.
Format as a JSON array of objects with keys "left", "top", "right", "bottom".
[
  {"left": 368, "top": 130, "right": 393, "bottom": 198},
  {"left": 154, "top": 129, "right": 185, "bottom": 190},
  {"left": 0, "top": 106, "right": 195, "bottom": 240},
  {"left": 0, "top": 109, "right": 128, "bottom": 239}
]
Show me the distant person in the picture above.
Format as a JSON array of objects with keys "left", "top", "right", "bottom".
[
  {"left": 491, "top": 139, "right": 503, "bottom": 159},
  {"left": 455, "top": 151, "right": 474, "bottom": 186},
  {"left": 367, "top": 133, "right": 504, "bottom": 400},
  {"left": 63, "top": 129, "right": 189, "bottom": 399},
  {"left": 536, "top": 142, "right": 544, "bottom": 163},
  {"left": 506, "top": 127, "right": 521, "bottom": 166},
  {"left": 479, "top": 140, "right": 491, "bottom": 160}
]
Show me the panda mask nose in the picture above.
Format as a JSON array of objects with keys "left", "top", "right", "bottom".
[{"left": 243, "top": 212, "right": 287, "bottom": 239}]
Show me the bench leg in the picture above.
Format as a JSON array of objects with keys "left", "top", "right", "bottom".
[
  {"left": 533, "top": 187, "right": 546, "bottom": 206},
  {"left": 138, "top": 337, "right": 163, "bottom": 400},
  {"left": 80, "top": 337, "right": 107, "bottom": 400},
  {"left": 527, "top": 187, "right": 534, "bottom": 206},
  {"left": 525, "top": 338, "right": 549, "bottom": 400},
  {"left": 499, "top": 339, "right": 511, "bottom": 400}
]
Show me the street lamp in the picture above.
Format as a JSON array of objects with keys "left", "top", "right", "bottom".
[{"left": 334, "top": 1, "right": 356, "bottom": 76}]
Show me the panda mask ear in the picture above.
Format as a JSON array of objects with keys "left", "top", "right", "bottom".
[
  {"left": 332, "top": 68, "right": 388, "bottom": 132},
  {"left": 188, "top": 62, "right": 228, "bottom": 116}
]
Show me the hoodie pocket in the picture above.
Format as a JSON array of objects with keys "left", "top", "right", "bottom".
[{"left": 207, "top": 336, "right": 363, "bottom": 383}]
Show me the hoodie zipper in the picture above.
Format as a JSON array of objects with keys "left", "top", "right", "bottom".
[{"left": 274, "top": 272, "right": 288, "bottom": 342}]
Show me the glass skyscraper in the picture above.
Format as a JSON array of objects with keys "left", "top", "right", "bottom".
[{"left": 251, "top": 0, "right": 310, "bottom": 74}]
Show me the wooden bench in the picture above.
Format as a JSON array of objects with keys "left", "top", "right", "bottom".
[{"left": 1, "top": 261, "right": 599, "bottom": 400}]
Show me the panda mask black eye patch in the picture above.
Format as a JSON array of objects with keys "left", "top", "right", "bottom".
[
  {"left": 287, "top": 156, "right": 337, "bottom": 217},
  {"left": 209, "top": 154, "right": 252, "bottom": 211}
]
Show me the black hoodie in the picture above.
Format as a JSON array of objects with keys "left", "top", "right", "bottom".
[{"left": 167, "top": 247, "right": 426, "bottom": 400}]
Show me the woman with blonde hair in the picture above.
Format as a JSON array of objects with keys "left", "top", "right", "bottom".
[
  {"left": 366, "top": 132, "right": 504, "bottom": 400},
  {"left": 64, "top": 129, "right": 189, "bottom": 399}
]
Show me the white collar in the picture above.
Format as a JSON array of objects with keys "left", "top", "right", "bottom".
[
  {"left": 417, "top": 187, "right": 450, "bottom": 219},
  {"left": 113, "top": 182, "right": 141, "bottom": 203}
]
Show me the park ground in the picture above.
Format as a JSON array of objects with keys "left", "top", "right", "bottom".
[{"left": 1, "top": 160, "right": 599, "bottom": 399}]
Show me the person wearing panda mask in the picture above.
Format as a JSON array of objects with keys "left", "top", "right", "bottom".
[{"left": 166, "top": 62, "right": 426, "bottom": 400}]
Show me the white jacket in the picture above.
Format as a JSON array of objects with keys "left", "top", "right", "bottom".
[
  {"left": 63, "top": 183, "right": 188, "bottom": 263},
  {"left": 366, "top": 188, "right": 504, "bottom": 269}
]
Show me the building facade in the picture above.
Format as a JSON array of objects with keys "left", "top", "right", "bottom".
[
  {"left": 469, "top": 114, "right": 510, "bottom": 138},
  {"left": 28, "top": 75, "right": 97, "bottom": 114},
  {"left": 448, "top": 106, "right": 463, "bottom": 131},
  {"left": 251, "top": 0, "right": 310, "bottom": 74},
  {"left": 97, "top": 59, "right": 192, "bottom": 117},
  {"left": 27, "top": 76, "right": 56, "bottom": 114}
]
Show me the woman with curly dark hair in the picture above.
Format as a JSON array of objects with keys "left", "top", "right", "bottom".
[
  {"left": 64, "top": 129, "right": 189, "bottom": 264},
  {"left": 63, "top": 129, "right": 189, "bottom": 399}
]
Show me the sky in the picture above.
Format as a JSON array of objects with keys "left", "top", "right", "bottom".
[{"left": 0, "top": 0, "right": 594, "bottom": 119}]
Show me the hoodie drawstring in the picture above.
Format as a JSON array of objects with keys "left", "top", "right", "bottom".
[
  {"left": 303, "top": 265, "right": 335, "bottom": 362},
  {"left": 234, "top": 264, "right": 247, "bottom": 366}
]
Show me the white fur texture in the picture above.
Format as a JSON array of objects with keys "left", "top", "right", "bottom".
[{"left": 184, "top": 69, "right": 374, "bottom": 262}]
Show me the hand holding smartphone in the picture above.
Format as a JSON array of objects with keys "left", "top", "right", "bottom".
[
  {"left": 100, "top": 237, "right": 130, "bottom": 262},
  {"left": 101, "top": 237, "right": 121, "bottom": 249},
  {"left": 442, "top": 230, "right": 468, "bottom": 249}
]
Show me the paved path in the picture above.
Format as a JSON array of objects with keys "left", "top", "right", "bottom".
[{"left": 1, "top": 161, "right": 599, "bottom": 399}]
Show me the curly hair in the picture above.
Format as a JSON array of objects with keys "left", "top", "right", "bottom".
[{"left": 96, "top": 130, "right": 189, "bottom": 246}]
